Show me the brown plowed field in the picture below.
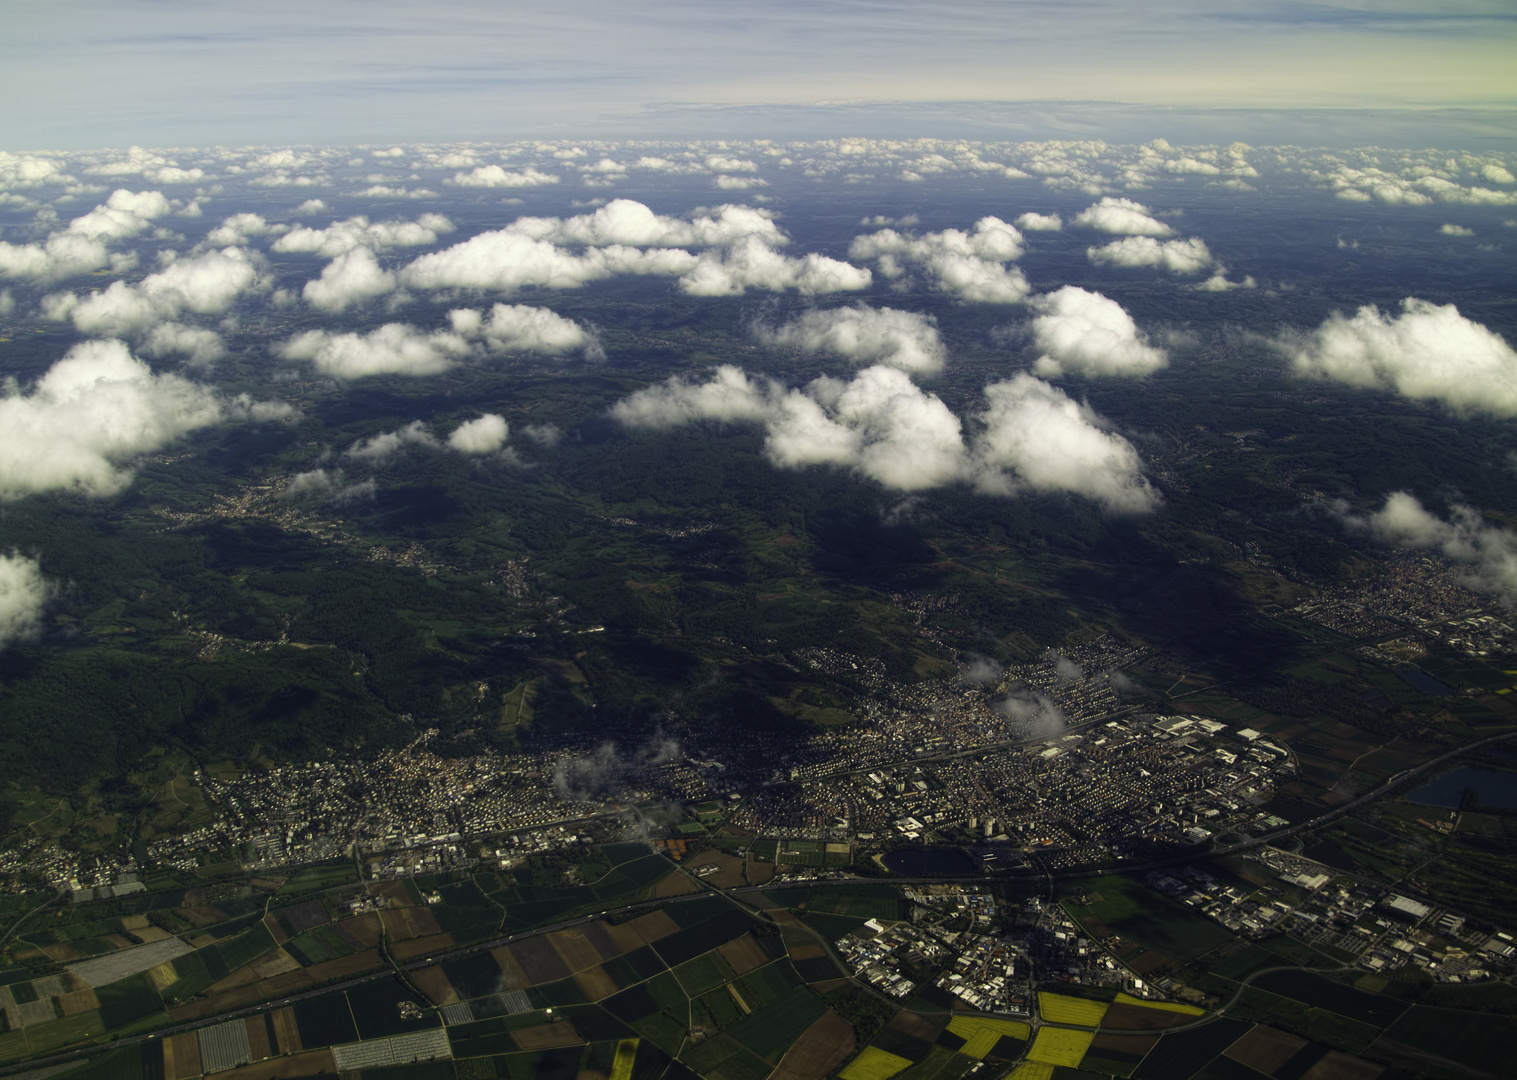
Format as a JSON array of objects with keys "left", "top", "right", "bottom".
[{"left": 771, "top": 1009, "right": 856, "bottom": 1080}]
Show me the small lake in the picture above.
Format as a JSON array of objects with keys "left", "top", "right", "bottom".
[
  {"left": 1407, "top": 767, "right": 1517, "bottom": 810},
  {"left": 884, "top": 848, "right": 979, "bottom": 876}
]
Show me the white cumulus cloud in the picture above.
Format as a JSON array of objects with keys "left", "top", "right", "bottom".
[
  {"left": 0, "top": 552, "right": 52, "bottom": 650},
  {"left": 1072, "top": 197, "right": 1175, "bottom": 236},
  {"left": 753, "top": 305, "right": 945, "bottom": 374},
  {"left": 0, "top": 339, "right": 225, "bottom": 499},
  {"left": 278, "top": 323, "right": 472, "bottom": 379},
  {"left": 1287, "top": 298, "right": 1517, "bottom": 416},
  {"left": 970, "top": 373, "right": 1158, "bottom": 513},
  {"left": 49, "top": 247, "right": 264, "bottom": 335},
  {"left": 1029, "top": 286, "right": 1167, "bottom": 378},
  {"left": 1015, "top": 212, "right": 1063, "bottom": 231},
  {"left": 449, "top": 165, "right": 560, "bottom": 188},
  {"left": 1343, "top": 492, "right": 1517, "bottom": 602},
  {"left": 347, "top": 420, "right": 440, "bottom": 460},
  {"left": 449, "top": 303, "right": 602, "bottom": 359},
  {"left": 302, "top": 247, "right": 395, "bottom": 312},
  {"left": 0, "top": 188, "right": 170, "bottom": 283},
  {"left": 1087, "top": 236, "right": 1213, "bottom": 274},
  {"left": 448, "top": 413, "right": 510, "bottom": 454},
  {"left": 273, "top": 213, "right": 454, "bottom": 257},
  {"left": 849, "top": 217, "right": 1028, "bottom": 302}
]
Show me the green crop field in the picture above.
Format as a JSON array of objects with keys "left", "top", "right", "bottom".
[{"left": 724, "top": 986, "right": 827, "bottom": 1061}]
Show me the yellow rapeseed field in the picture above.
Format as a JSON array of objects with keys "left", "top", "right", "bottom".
[
  {"left": 609, "top": 1038, "right": 639, "bottom": 1080},
  {"left": 946, "top": 1015, "right": 1032, "bottom": 1059},
  {"left": 1113, "top": 992, "right": 1205, "bottom": 1015},
  {"left": 1026, "top": 1027, "right": 1095, "bottom": 1068},
  {"left": 838, "top": 1047, "right": 914, "bottom": 1080},
  {"left": 1009, "top": 1064, "right": 1055, "bottom": 1080},
  {"left": 1037, "top": 992, "right": 1110, "bottom": 1026}
]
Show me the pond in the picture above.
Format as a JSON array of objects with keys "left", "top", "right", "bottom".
[
  {"left": 1407, "top": 767, "right": 1517, "bottom": 810},
  {"left": 883, "top": 847, "right": 979, "bottom": 876}
]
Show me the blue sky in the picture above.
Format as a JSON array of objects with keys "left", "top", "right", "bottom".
[{"left": 3, "top": 0, "right": 1515, "bottom": 148}]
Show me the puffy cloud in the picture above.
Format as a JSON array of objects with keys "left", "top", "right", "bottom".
[
  {"left": 450, "top": 165, "right": 559, "bottom": 187},
  {"left": 278, "top": 324, "right": 471, "bottom": 379},
  {"left": 1482, "top": 164, "right": 1516, "bottom": 185},
  {"left": 52, "top": 247, "right": 264, "bottom": 335},
  {"left": 141, "top": 322, "right": 227, "bottom": 366},
  {"left": 678, "top": 235, "right": 871, "bottom": 297},
  {"left": 1029, "top": 286, "right": 1166, "bottom": 378},
  {"left": 753, "top": 305, "right": 945, "bottom": 374},
  {"left": 1087, "top": 236, "right": 1213, "bottom": 274},
  {"left": 347, "top": 420, "right": 439, "bottom": 460},
  {"left": 507, "top": 199, "right": 783, "bottom": 249},
  {"left": 1194, "top": 268, "right": 1257, "bottom": 291},
  {"left": 706, "top": 155, "right": 757, "bottom": 173},
  {"left": 612, "top": 365, "right": 777, "bottom": 430},
  {"left": 714, "top": 175, "right": 768, "bottom": 190},
  {"left": 1343, "top": 492, "right": 1517, "bottom": 601},
  {"left": 280, "top": 468, "right": 375, "bottom": 504},
  {"left": 1071, "top": 197, "right": 1174, "bottom": 236},
  {"left": 0, "top": 339, "right": 225, "bottom": 499},
  {"left": 294, "top": 199, "right": 329, "bottom": 215},
  {"left": 273, "top": 213, "right": 454, "bottom": 257},
  {"left": 1287, "top": 298, "right": 1517, "bottom": 416},
  {"left": 0, "top": 188, "right": 169, "bottom": 283},
  {"left": 205, "top": 212, "right": 284, "bottom": 247},
  {"left": 970, "top": 373, "right": 1158, "bottom": 513},
  {"left": 1163, "top": 157, "right": 1222, "bottom": 176},
  {"left": 1439, "top": 223, "right": 1475, "bottom": 237},
  {"left": 1322, "top": 164, "right": 1517, "bottom": 206},
  {"left": 613, "top": 364, "right": 1153, "bottom": 510},
  {"left": 448, "top": 413, "right": 510, "bottom": 454},
  {"left": 0, "top": 552, "right": 52, "bottom": 650},
  {"left": 1015, "top": 212, "right": 1062, "bottom": 231},
  {"left": 399, "top": 229, "right": 696, "bottom": 293},
  {"left": 450, "top": 303, "right": 602, "bottom": 359},
  {"left": 303, "top": 247, "right": 395, "bottom": 312},
  {"left": 996, "top": 689, "right": 1066, "bottom": 737},
  {"left": 849, "top": 217, "right": 1028, "bottom": 302}
]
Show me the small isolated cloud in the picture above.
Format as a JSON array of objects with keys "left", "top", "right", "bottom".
[
  {"left": 50, "top": 247, "right": 264, "bottom": 335},
  {"left": 1287, "top": 298, "right": 1517, "bottom": 416},
  {"left": 293, "top": 198, "right": 328, "bottom": 215},
  {"left": 280, "top": 468, "right": 375, "bottom": 504},
  {"left": 956, "top": 655, "right": 1004, "bottom": 685},
  {"left": 508, "top": 199, "right": 783, "bottom": 250},
  {"left": 1342, "top": 492, "right": 1517, "bottom": 602},
  {"left": 450, "top": 303, "right": 602, "bottom": 359},
  {"left": 0, "top": 339, "right": 224, "bottom": 499},
  {"left": 1029, "top": 286, "right": 1167, "bottom": 378},
  {"left": 754, "top": 305, "right": 945, "bottom": 374},
  {"left": 1072, "top": 197, "right": 1174, "bottom": 236},
  {"left": 0, "top": 188, "right": 170, "bottom": 283},
  {"left": 714, "top": 175, "right": 768, "bottom": 190},
  {"left": 849, "top": 217, "right": 1028, "bottom": 302},
  {"left": 450, "top": 165, "right": 560, "bottom": 188},
  {"left": 0, "top": 551, "right": 52, "bottom": 650},
  {"left": 1481, "top": 164, "right": 1516, "bottom": 185},
  {"left": 1439, "top": 223, "right": 1475, "bottom": 237},
  {"left": 971, "top": 373, "right": 1159, "bottom": 513},
  {"left": 141, "top": 322, "right": 226, "bottom": 366},
  {"left": 996, "top": 688, "right": 1065, "bottom": 736},
  {"left": 303, "top": 247, "right": 395, "bottom": 312},
  {"left": 448, "top": 413, "right": 510, "bottom": 454},
  {"left": 1015, "top": 212, "right": 1062, "bottom": 231},
  {"left": 278, "top": 323, "right": 471, "bottom": 379},
  {"left": 205, "top": 212, "right": 285, "bottom": 248},
  {"left": 347, "top": 420, "right": 439, "bottom": 460},
  {"left": 273, "top": 213, "right": 454, "bottom": 258},
  {"left": 678, "top": 236, "right": 871, "bottom": 297},
  {"left": 1087, "top": 236, "right": 1212, "bottom": 275},
  {"left": 1194, "top": 268, "right": 1258, "bottom": 292}
]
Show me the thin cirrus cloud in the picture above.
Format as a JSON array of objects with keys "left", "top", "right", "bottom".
[{"left": 1286, "top": 298, "right": 1517, "bottom": 417}]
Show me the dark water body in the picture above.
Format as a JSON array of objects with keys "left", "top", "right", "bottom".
[
  {"left": 884, "top": 848, "right": 979, "bottom": 876},
  {"left": 1408, "top": 767, "right": 1517, "bottom": 810},
  {"left": 1397, "top": 668, "right": 1454, "bottom": 695}
]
